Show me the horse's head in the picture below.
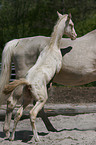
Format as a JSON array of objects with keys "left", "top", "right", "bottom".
[{"left": 57, "top": 12, "right": 77, "bottom": 40}]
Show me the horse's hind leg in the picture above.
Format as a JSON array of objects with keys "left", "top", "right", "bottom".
[
  {"left": 30, "top": 92, "right": 48, "bottom": 142},
  {"left": 9, "top": 87, "right": 31, "bottom": 141},
  {"left": 33, "top": 100, "right": 57, "bottom": 132},
  {"left": 3, "top": 93, "right": 17, "bottom": 138},
  {"left": 9, "top": 105, "right": 24, "bottom": 141},
  {"left": 3, "top": 86, "right": 23, "bottom": 138}
]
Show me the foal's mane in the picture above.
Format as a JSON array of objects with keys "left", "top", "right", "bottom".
[{"left": 49, "top": 14, "right": 68, "bottom": 48}]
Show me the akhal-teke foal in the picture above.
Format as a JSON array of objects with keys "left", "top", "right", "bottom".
[{"left": 3, "top": 12, "right": 77, "bottom": 142}]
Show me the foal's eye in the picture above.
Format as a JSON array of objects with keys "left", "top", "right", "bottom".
[{"left": 69, "top": 24, "right": 73, "bottom": 28}]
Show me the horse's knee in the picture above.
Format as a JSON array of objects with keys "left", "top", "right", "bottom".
[{"left": 30, "top": 110, "right": 36, "bottom": 123}]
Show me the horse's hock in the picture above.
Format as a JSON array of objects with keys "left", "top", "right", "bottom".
[{"left": 48, "top": 86, "right": 96, "bottom": 104}]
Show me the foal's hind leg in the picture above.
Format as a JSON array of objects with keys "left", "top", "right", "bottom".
[
  {"left": 3, "top": 93, "right": 17, "bottom": 138},
  {"left": 3, "top": 86, "right": 23, "bottom": 138},
  {"left": 9, "top": 105, "right": 24, "bottom": 141},
  {"left": 9, "top": 87, "right": 32, "bottom": 141},
  {"left": 30, "top": 91, "right": 48, "bottom": 142}
]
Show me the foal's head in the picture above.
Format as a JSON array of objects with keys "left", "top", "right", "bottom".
[{"left": 57, "top": 12, "right": 77, "bottom": 40}]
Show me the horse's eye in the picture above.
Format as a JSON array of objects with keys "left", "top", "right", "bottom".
[{"left": 69, "top": 24, "right": 73, "bottom": 28}]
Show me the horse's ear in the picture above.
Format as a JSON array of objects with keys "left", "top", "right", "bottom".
[
  {"left": 67, "top": 13, "right": 72, "bottom": 21},
  {"left": 57, "top": 11, "right": 62, "bottom": 18}
]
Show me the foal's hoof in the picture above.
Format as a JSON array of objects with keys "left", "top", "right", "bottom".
[
  {"left": 34, "top": 135, "right": 40, "bottom": 142},
  {"left": 4, "top": 131, "right": 10, "bottom": 139},
  {"left": 28, "top": 137, "right": 40, "bottom": 144},
  {"left": 9, "top": 138, "right": 14, "bottom": 141},
  {"left": 9, "top": 136, "right": 14, "bottom": 141}
]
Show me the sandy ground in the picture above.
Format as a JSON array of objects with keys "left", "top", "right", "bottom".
[
  {"left": 1, "top": 85, "right": 96, "bottom": 145},
  {"left": 0, "top": 105, "right": 96, "bottom": 145}
]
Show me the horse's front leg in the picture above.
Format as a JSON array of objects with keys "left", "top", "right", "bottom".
[
  {"left": 38, "top": 107, "right": 57, "bottom": 132},
  {"left": 30, "top": 95, "right": 48, "bottom": 142}
]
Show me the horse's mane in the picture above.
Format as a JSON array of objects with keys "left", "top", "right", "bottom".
[{"left": 49, "top": 14, "right": 68, "bottom": 48}]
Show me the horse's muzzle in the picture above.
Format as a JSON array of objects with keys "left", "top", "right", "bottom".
[{"left": 71, "top": 34, "right": 77, "bottom": 40}]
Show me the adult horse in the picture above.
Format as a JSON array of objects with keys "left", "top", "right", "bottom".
[
  {"left": 0, "top": 28, "right": 95, "bottom": 132},
  {"left": 0, "top": 29, "right": 96, "bottom": 93}
]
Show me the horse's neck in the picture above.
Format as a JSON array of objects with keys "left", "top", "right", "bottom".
[
  {"left": 28, "top": 18, "right": 66, "bottom": 74},
  {"left": 49, "top": 18, "right": 66, "bottom": 49}
]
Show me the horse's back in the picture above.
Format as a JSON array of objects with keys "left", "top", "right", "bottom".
[{"left": 13, "top": 36, "right": 50, "bottom": 78}]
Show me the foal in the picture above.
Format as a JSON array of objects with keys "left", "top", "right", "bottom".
[{"left": 3, "top": 12, "right": 77, "bottom": 142}]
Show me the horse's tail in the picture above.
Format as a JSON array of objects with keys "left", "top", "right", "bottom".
[
  {"left": 3, "top": 78, "right": 31, "bottom": 95},
  {"left": 0, "top": 39, "right": 19, "bottom": 99}
]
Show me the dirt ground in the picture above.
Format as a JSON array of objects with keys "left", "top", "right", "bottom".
[
  {"left": 0, "top": 86, "right": 96, "bottom": 145},
  {"left": 48, "top": 86, "right": 96, "bottom": 104},
  {"left": 0, "top": 111, "right": 96, "bottom": 145}
]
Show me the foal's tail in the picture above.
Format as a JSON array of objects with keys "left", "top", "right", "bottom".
[{"left": 3, "top": 78, "right": 31, "bottom": 95}]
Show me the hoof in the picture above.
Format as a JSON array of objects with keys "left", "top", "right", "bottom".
[
  {"left": 28, "top": 136, "right": 40, "bottom": 143},
  {"left": 9, "top": 138, "right": 14, "bottom": 141},
  {"left": 4, "top": 131, "right": 10, "bottom": 139},
  {"left": 9, "top": 136, "right": 14, "bottom": 141},
  {"left": 34, "top": 135, "right": 40, "bottom": 142}
]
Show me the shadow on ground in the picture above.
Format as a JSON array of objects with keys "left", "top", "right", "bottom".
[
  {"left": 0, "top": 130, "right": 49, "bottom": 143},
  {"left": 0, "top": 126, "right": 96, "bottom": 143}
]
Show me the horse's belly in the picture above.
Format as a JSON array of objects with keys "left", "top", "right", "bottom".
[
  {"left": 55, "top": 40, "right": 96, "bottom": 86},
  {"left": 53, "top": 68, "right": 96, "bottom": 86}
]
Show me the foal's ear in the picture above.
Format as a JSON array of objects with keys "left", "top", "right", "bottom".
[
  {"left": 57, "top": 11, "right": 63, "bottom": 18},
  {"left": 67, "top": 13, "right": 72, "bottom": 21}
]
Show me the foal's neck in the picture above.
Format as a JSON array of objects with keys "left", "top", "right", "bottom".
[{"left": 49, "top": 17, "right": 66, "bottom": 49}]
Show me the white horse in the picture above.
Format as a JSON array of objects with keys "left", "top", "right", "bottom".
[
  {"left": 0, "top": 30, "right": 96, "bottom": 95},
  {"left": 3, "top": 12, "right": 77, "bottom": 141},
  {"left": 0, "top": 28, "right": 95, "bottom": 137}
]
